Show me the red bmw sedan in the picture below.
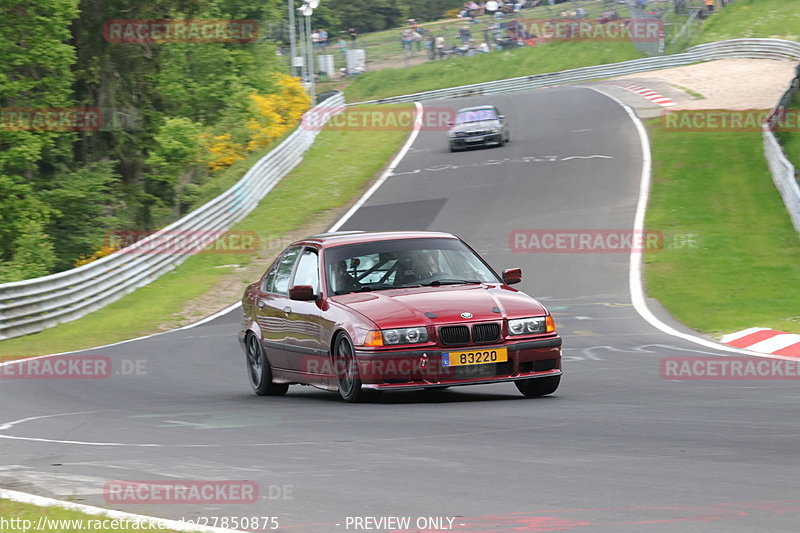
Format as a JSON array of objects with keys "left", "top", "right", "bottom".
[{"left": 238, "top": 231, "right": 562, "bottom": 402}]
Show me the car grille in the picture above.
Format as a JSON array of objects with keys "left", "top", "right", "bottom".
[
  {"left": 472, "top": 323, "right": 501, "bottom": 343},
  {"left": 439, "top": 325, "right": 470, "bottom": 345},
  {"left": 455, "top": 130, "right": 492, "bottom": 137},
  {"left": 438, "top": 323, "right": 501, "bottom": 346}
]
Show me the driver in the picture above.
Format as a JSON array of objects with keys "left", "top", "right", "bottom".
[
  {"left": 331, "top": 259, "right": 360, "bottom": 294},
  {"left": 415, "top": 251, "right": 441, "bottom": 279},
  {"left": 396, "top": 250, "right": 441, "bottom": 284}
]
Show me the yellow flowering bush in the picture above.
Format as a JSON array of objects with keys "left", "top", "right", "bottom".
[
  {"left": 203, "top": 132, "right": 247, "bottom": 171},
  {"left": 246, "top": 74, "right": 311, "bottom": 152}
]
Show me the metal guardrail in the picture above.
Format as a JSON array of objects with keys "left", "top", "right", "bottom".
[
  {"left": 354, "top": 39, "right": 800, "bottom": 104},
  {"left": 763, "top": 78, "right": 800, "bottom": 233},
  {"left": 3, "top": 38, "right": 800, "bottom": 341},
  {"left": 0, "top": 94, "right": 345, "bottom": 340}
]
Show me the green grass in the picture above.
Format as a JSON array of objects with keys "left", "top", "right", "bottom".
[
  {"left": 345, "top": 41, "right": 645, "bottom": 102},
  {"left": 0, "top": 106, "right": 412, "bottom": 357},
  {"left": 0, "top": 500, "right": 186, "bottom": 532},
  {"left": 692, "top": 0, "right": 800, "bottom": 43},
  {"left": 645, "top": 121, "right": 800, "bottom": 336}
]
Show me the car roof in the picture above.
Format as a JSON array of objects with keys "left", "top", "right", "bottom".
[
  {"left": 456, "top": 105, "right": 496, "bottom": 113},
  {"left": 296, "top": 230, "right": 459, "bottom": 248}
]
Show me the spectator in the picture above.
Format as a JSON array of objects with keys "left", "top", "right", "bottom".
[
  {"left": 705, "top": 0, "right": 715, "bottom": 12},
  {"left": 434, "top": 35, "right": 446, "bottom": 59},
  {"left": 311, "top": 29, "right": 321, "bottom": 48},
  {"left": 426, "top": 33, "right": 436, "bottom": 60},
  {"left": 460, "top": 1, "right": 480, "bottom": 22},
  {"left": 348, "top": 27, "right": 358, "bottom": 45},
  {"left": 478, "top": 41, "right": 490, "bottom": 53},
  {"left": 401, "top": 28, "right": 414, "bottom": 54},
  {"left": 458, "top": 24, "right": 472, "bottom": 44},
  {"left": 412, "top": 29, "right": 423, "bottom": 51},
  {"left": 319, "top": 28, "right": 328, "bottom": 49}
]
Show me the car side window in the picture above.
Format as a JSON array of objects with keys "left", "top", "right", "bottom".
[
  {"left": 292, "top": 249, "right": 320, "bottom": 294},
  {"left": 263, "top": 263, "right": 279, "bottom": 293},
  {"left": 271, "top": 247, "right": 301, "bottom": 295}
]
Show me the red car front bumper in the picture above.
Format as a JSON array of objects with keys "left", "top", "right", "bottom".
[{"left": 354, "top": 336, "right": 562, "bottom": 390}]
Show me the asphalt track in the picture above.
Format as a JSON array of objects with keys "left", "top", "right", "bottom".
[{"left": 2, "top": 87, "right": 800, "bottom": 532}]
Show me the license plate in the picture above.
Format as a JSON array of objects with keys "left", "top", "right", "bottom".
[
  {"left": 442, "top": 347, "right": 508, "bottom": 367},
  {"left": 465, "top": 136, "right": 484, "bottom": 142}
]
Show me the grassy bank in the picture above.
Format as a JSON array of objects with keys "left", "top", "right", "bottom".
[
  {"left": 645, "top": 122, "right": 800, "bottom": 335},
  {"left": 692, "top": 0, "right": 800, "bottom": 44},
  {"left": 0, "top": 106, "right": 412, "bottom": 357},
  {"left": 345, "top": 41, "right": 644, "bottom": 102}
]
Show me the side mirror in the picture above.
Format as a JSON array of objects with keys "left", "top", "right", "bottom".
[
  {"left": 288, "top": 285, "right": 318, "bottom": 301},
  {"left": 446, "top": 120, "right": 453, "bottom": 126},
  {"left": 502, "top": 268, "right": 522, "bottom": 285},
  {"left": 498, "top": 114, "right": 505, "bottom": 120}
]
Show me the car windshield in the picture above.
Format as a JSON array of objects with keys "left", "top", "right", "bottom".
[
  {"left": 455, "top": 109, "right": 497, "bottom": 124},
  {"left": 325, "top": 237, "right": 500, "bottom": 296}
]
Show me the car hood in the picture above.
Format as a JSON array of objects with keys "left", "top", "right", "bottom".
[
  {"left": 449, "top": 120, "right": 501, "bottom": 134},
  {"left": 332, "top": 284, "right": 546, "bottom": 329}
]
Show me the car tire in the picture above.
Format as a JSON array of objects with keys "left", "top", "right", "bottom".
[
  {"left": 333, "top": 333, "right": 368, "bottom": 403},
  {"left": 515, "top": 375, "right": 560, "bottom": 397},
  {"left": 246, "top": 333, "right": 289, "bottom": 396}
]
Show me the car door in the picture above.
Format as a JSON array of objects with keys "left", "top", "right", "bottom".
[
  {"left": 255, "top": 246, "right": 301, "bottom": 370},
  {"left": 283, "top": 247, "right": 326, "bottom": 376}
]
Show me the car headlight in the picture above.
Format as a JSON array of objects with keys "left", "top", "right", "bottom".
[
  {"left": 382, "top": 326, "right": 429, "bottom": 345},
  {"left": 508, "top": 316, "right": 555, "bottom": 335}
]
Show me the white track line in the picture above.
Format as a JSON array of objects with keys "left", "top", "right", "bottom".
[
  {"left": 586, "top": 86, "right": 796, "bottom": 362},
  {"left": 329, "top": 102, "right": 424, "bottom": 232}
]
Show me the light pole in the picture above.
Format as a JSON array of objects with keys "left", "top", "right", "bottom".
[
  {"left": 288, "top": 0, "right": 298, "bottom": 77},
  {"left": 298, "top": 0, "right": 319, "bottom": 103}
]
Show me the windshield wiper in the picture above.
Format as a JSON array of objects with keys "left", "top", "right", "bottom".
[
  {"left": 334, "top": 284, "right": 420, "bottom": 295},
  {"left": 420, "top": 279, "right": 483, "bottom": 287}
]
